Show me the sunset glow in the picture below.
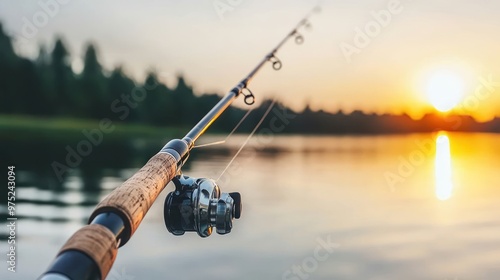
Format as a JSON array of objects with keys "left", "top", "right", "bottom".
[
  {"left": 426, "top": 70, "right": 465, "bottom": 112},
  {"left": 0, "top": 1, "right": 499, "bottom": 120}
]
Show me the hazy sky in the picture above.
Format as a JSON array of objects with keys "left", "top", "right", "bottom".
[{"left": 1, "top": 0, "right": 499, "bottom": 120}]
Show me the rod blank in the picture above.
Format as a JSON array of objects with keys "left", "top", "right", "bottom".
[{"left": 41, "top": 6, "right": 320, "bottom": 280}]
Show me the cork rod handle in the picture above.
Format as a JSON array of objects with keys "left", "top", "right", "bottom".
[
  {"left": 57, "top": 224, "right": 117, "bottom": 279},
  {"left": 89, "top": 152, "right": 178, "bottom": 245}
]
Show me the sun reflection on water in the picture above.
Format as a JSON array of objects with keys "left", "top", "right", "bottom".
[{"left": 435, "top": 132, "right": 453, "bottom": 200}]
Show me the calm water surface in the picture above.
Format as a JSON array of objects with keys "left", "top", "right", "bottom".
[{"left": 1, "top": 133, "right": 499, "bottom": 279}]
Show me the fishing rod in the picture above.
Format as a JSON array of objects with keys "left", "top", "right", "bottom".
[{"left": 40, "top": 6, "right": 320, "bottom": 280}]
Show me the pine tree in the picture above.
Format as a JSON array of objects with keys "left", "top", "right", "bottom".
[
  {"left": 51, "top": 38, "right": 74, "bottom": 115},
  {"left": 81, "top": 43, "right": 107, "bottom": 118}
]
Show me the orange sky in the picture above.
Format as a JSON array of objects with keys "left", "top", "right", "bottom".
[{"left": 1, "top": 0, "right": 499, "bottom": 121}]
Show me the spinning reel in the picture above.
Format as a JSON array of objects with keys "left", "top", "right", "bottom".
[{"left": 164, "top": 175, "right": 242, "bottom": 237}]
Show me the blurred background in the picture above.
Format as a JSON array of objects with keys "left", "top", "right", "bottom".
[{"left": 1, "top": 0, "right": 500, "bottom": 279}]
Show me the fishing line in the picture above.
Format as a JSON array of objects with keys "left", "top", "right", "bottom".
[
  {"left": 193, "top": 107, "right": 254, "bottom": 149},
  {"left": 41, "top": 6, "right": 320, "bottom": 279},
  {"left": 216, "top": 99, "right": 276, "bottom": 182}
]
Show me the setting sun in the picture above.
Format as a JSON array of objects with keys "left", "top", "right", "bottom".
[{"left": 426, "top": 69, "right": 465, "bottom": 112}]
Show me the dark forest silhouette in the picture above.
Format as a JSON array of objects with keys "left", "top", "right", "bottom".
[{"left": 1, "top": 23, "right": 500, "bottom": 134}]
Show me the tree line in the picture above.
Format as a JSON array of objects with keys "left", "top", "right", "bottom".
[
  {"left": 1, "top": 23, "right": 257, "bottom": 130},
  {"left": 2, "top": 22, "right": 500, "bottom": 134}
]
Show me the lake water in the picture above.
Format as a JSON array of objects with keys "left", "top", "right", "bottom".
[{"left": 1, "top": 133, "right": 500, "bottom": 280}]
